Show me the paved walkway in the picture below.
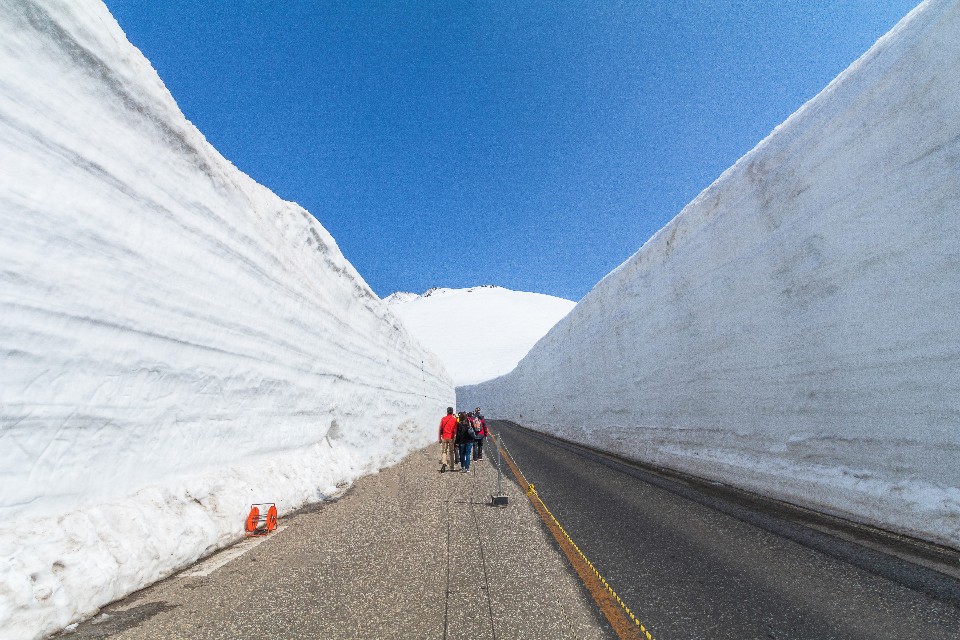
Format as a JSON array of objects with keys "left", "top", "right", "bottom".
[{"left": 64, "top": 440, "right": 613, "bottom": 639}]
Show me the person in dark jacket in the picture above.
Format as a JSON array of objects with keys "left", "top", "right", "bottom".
[
  {"left": 453, "top": 412, "right": 466, "bottom": 469},
  {"left": 456, "top": 412, "right": 477, "bottom": 473}
]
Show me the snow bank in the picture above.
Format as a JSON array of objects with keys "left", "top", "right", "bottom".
[
  {"left": 0, "top": 1, "right": 453, "bottom": 637},
  {"left": 461, "top": 0, "right": 960, "bottom": 549},
  {"left": 384, "top": 286, "right": 575, "bottom": 386}
]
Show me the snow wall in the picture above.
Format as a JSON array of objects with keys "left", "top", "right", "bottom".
[
  {"left": 461, "top": 0, "right": 960, "bottom": 549},
  {"left": 0, "top": 1, "right": 453, "bottom": 637}
]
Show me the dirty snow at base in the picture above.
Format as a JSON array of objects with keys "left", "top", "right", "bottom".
[
  {"left": 461, "top": 0, "right": 960, "bottom": 550},
  {"left": 0, "top": 1, "right": 454, "bottom": 638}
]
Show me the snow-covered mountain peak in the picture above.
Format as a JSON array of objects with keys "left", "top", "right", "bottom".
[
  {"left": 385, "top": 286, "right": 575, "bottom": 386},
  {"left": 382, "top": 291, "right": 419, "bottom": 304},
  {"left": 387, "top": 284, "right": 505, "bottom": 303}
]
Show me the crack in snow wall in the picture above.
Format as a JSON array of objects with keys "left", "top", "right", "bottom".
[
  {"left": 460, "top": 0, "right": 960, "bottom": 549},
  {"left": 0, "top": 1, "right": 454, "bottom": 637}
]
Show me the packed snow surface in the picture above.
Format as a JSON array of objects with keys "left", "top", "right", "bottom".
[
  {"left": 0, "top": 1, "right": 453, "bottom": 638},
  {"left": 384, "top": 286, "right": 575, "bottom": 386},
  {"left": 461, "top": 0, "right": 960, "bottom": 549}
]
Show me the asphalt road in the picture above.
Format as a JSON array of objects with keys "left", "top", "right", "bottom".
[{"left": 491, "top": 421, "right": 960, "bottom": 640}]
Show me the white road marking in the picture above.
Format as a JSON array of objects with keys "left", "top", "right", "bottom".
[{"left": 178, "top": 526, "right": 287, "bottom": 578}]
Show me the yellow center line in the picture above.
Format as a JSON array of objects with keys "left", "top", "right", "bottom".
[{"left": 494, "top": 434, "right": 656, "bottom": 640}]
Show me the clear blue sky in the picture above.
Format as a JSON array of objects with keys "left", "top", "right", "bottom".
[{"left": 104, "top": 1, "right": 917, "bottom": 301}]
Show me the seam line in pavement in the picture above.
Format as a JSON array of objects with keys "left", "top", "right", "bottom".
[
  {"left": 443, "top": 485, "right": 452, "bottom": 639},
  {"left": 469, "top": 462, "right": 499, "bottom": 640},
  {"left": 494, "top": 433, "right": 655, "bottom": 640}
]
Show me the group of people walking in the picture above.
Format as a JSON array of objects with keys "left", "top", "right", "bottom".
[{"left": 438, "top": 406, "right": 488, "bottom": 473}]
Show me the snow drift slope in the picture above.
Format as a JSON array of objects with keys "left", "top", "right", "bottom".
[
  {"left": 384, "top": 286, "right": 575, "bottom": 386},
  {"left": 0, "top": 1, "right": 453, "bottom": 637},
  {"left": 461, "top": 0, "right": 960, "bottom": 548}
]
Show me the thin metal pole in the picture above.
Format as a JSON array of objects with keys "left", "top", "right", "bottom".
[{"left": 496, "top": 433, "right": 503, "bottom": 496}]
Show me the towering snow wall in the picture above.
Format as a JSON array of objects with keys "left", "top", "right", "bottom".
[
  {"left": 0, "top": 1, "right": 453, "bottom": 637},
  {"left": 461, "top": 0, "right": 960, "bottom": 549}
]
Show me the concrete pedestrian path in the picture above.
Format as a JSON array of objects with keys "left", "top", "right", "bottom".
[{"left": 63, "top": 439, "right": 613, "bottom": 639}]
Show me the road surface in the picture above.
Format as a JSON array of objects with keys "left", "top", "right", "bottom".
[{"left": 492, "top": 421, "right": 960, "bottom": 640}]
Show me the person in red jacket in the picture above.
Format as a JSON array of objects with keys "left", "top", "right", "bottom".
[{"left": 438, "top": 407, "right": 458, "bottom": 473}]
